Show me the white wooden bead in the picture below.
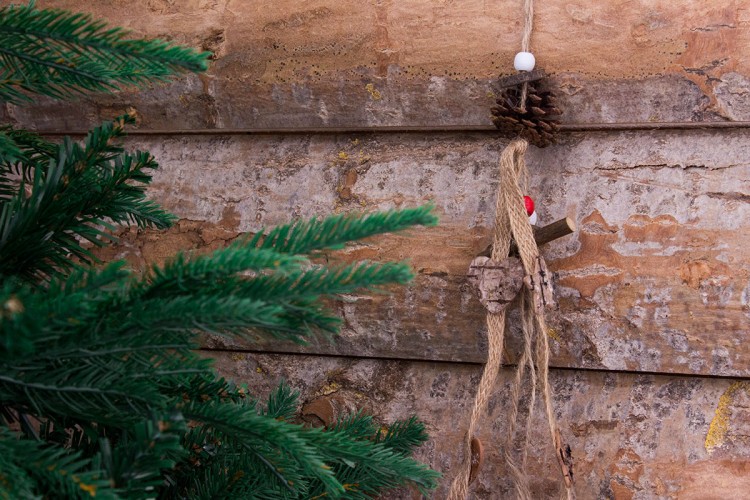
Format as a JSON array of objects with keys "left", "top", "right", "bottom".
[
  {"left": 529, "top": 211, "right": 538, "bottom": 225},
  {"left": 514, "top": 52, "right": 536, "bottom": 72}
]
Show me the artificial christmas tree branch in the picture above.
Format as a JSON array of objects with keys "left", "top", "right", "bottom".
[
  {"left": 0, "top": 4, "right": 439, "bottom": 498},
  {"left": 0, "top": 115, "right": 174, "bottom": 282},
  {"left": 0, "top": 1, "right": 210, "bottom": 104},
  {"left": 250, "top": 204, "right": 437, "bottom": 255}
]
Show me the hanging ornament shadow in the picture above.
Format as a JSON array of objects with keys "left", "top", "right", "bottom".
[{"left": 491, "top": 70, "right": 563, "bottom": 148}]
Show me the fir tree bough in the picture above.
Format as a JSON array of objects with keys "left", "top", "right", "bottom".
[
  {"left": 0, "top": 3, "right": 440, "bottom": 498},
  {"left": 0, "top": 1, "right": 209, "bottom": 104}
]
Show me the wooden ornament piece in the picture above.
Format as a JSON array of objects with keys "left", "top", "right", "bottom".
[
  {"left": 496, "top": 69, "right": 546, "bottom": 88},
  {"left": 468, "top": 437, "right": 485, "bottom": 485},
  {"left": 554, "top": 428, "right": 575, "bottom": 487},
  {"left": 467, "top": 256, "right": 525, "bottom": 314},
  {"left": 480, "top": 217, "right": 577, "bottom": 258},
  {"left": 301, "top": 397, "right": 337, "bottom": 427},
  {"left": 532, "top": 216, "right": 577, "bottom": 246},
  {"left": 524, "top": 255, "right": 557, "bottom": 311}
]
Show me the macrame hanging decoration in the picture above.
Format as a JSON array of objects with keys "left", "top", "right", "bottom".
[{"left": 447, "top": 1, "right": 575, "bottom": 499}]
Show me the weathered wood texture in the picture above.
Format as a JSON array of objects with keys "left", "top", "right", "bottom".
[
  {"left": 91, "top": 130, "right": 750, "bottom": 379},
  {"left": 10, "top": 1, "right": 750, "bottom": 496},
  {"left": 206, "top": 351, "right": 750, "bottom": 499},
  {"left": 10, "top": 0, "right": 750, "bottom": 130}
]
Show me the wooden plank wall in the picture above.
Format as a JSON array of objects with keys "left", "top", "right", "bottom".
[{"left": 12, "top": 1, "right": 750, "bottom": 497}]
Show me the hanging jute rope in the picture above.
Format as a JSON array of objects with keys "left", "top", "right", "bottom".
[
  {"left": 447, "top": 139, "right": 574, "bottom": 499},
  {"left": 518, "top": 0, "right": 534, "bottom": 113}
]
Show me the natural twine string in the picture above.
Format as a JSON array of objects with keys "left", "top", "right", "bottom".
[
  {"left": 521, "top": 0, "right": 534, "bottom": 52},
  {"left": 519, "top": 0, "right": 534, "bottom": 113},
  {"left": 447, "top": 139, "right": 573, "bottom": 500}
]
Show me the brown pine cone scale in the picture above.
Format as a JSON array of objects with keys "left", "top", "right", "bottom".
[{"left": 491, "top": 79, "right": 563, "bottom": 148}]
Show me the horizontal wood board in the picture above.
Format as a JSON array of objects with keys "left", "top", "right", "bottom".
[{"left": 80, "top": 129, "right": 750, "bottom": 378}]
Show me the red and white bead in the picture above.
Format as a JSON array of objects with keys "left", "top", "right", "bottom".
[{"left": 524, "top": 195, "right": 538, "bottom": 225}]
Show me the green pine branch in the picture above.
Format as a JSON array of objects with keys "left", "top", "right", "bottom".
[
  {"left": 129, "top": 231, "right": 419, "bottom": 343},
  {"left": 0, "top": 130, "right": 25, "bottom": 165},
  {"left": 179, "top": 399, "right": 439, "bottom": 499},
  {"left": 0, "top": 267, "right": 213, "bottom": 426},
  {"left": 178, "top": 461, "right": 286, "bottom": 499},
  {"left": 0, "top": 368, "right": 158, "bottom": 426},
  {"left": 139, "top": 245, "right": 306, "bottom": 299},
  {"left": 255, "top": 260, "right": 415, "bottom": 299},
  {"left": 0, "top": 263, "right": 131, "bottom": 362},
  {"left": 182, "top": 400, "right": 351, "bottom": 497},
  {"left": 0, "top": 4, "right": 439, "bottom": 496},
  {"left": 304, "top": 412, "right": 434, "bottom": 499},
  {"left": 0, "top": 428, "right": 117, "bottom": 499},
  {"left": 0, "top": 126, "right": 58, "bottom": 195},
  {"left": 104, "top": 415, "right": 187, "bottom": 496},
  {"left": 0, "top": 115, "right": 175, "bottom": 282},
  {"left": 249, "top": 204, "right": 438, "bottom": 256},
  {"left": 115, "top": 294, "right": 295, "bottom": 338},
  {"left": 375, "top": 415, "right": 431, "bottom": 455},
  {"left": 0, "top": 2, "right": 210, "bottom": 103},
  {"left": 263, "top": 381, "right": 300, "bottom": 421}
]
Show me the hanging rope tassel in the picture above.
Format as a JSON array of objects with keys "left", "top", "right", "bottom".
[{"left": 448, "top": 139, "right": 574, "bottom": 500}]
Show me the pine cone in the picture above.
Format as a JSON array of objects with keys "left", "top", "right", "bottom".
[{"left": 491, "top": 80, "right": 562, "bottom": 148}]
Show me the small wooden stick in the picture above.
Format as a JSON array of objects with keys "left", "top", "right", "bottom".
[
  {"left": 480, "top": 217, "right": 577, "bottom": 257},
  {"left": 496, "top": 69, "right": 546, "bottom": 89},
  {"left": 533, "top": 216, "right": 577, "bottom": 246}
]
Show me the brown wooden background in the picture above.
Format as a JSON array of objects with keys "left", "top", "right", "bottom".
[{"left": 10, "top": 1, "right": 750, "bottom": 497}]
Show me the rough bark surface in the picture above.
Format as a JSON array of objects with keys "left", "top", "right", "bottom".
[
  {"left": 12, "top": 1, "right": 750, "bottom": 497},
  {"left": 11, "top": 0, "right": 750, "bottom": 129},
  {"left": 100, "top": 131, "right": 750, "bottom": 379}
]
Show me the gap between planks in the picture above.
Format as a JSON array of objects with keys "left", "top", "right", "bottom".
[
  {"left": 201, "top": 346, "right": 750, "bottom": 382},
  {"left": 36, "top": 121, "right": 750, "bottom": 136}
]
